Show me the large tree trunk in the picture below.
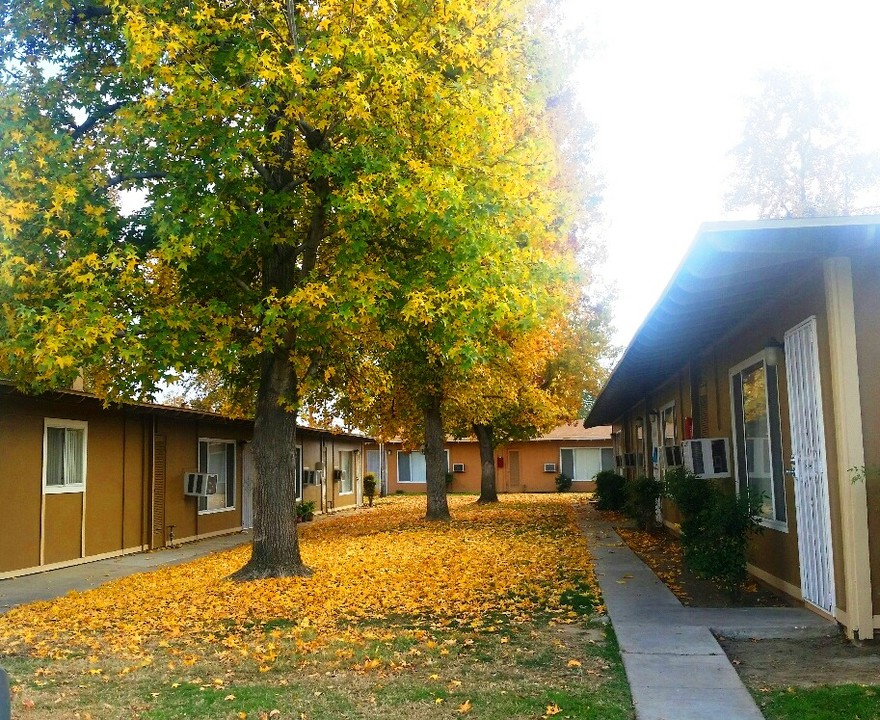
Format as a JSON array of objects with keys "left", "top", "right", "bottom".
[
  {"left": 474, "top": 423, "right": 498, "bottom": 504},
  {"left": 424, "top": 393, "right": 451, "bottom": 520},
  {"left": 229, "top": 349, "right": 310, "bottom": 580}
]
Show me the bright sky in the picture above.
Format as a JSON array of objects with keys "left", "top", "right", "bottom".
[{"left": 567, "top": 0, "right": 880, "bottom": 346}]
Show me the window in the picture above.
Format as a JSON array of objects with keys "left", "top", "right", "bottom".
[
  {"left": 397, "top": 450, "right": 449, "bottom": 483},
  {"left": 366, "top": 449, "right": 382, "bottom": 476},
  {"left": 560, "top": 447, "right": 613, "bottom": 481},
  {"left": 730, "top": 355, "right": 786, "bottom": 528},
  {"left": 339, "top": 450, "right": 354, "bottom": 494},
  {"left": 43, "top": 419, "right": 87, "bottom": 493},
  {"left": 198, "top": 439, "right": 236, "bottom": 513}
]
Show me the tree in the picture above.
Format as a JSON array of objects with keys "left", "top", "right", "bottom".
[
  {"left": 726, "top": 69, "right": 880, "bottom": 218},
  {"left": 0, "top": 1, "right": 568, "bottom": 575},
  {"left": 447, "top": 289, "right": 615, "bottom": 504}
]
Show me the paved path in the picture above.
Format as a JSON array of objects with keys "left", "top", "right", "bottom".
[
  {"left": 0, "top": 506, "right": 368, "bottom": 613},
  {"left": 0, "top": 533, "right": 251, "bottom": 613},
  {"left": 579, "top": 509, "right": 837, "bottom": 720}
]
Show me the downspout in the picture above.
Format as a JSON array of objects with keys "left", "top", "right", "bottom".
[
  {"left": 121, "top": 408, "right": 126, "bottom": 551},
  {"left": 319, "top": 435, "right": 325, "bottom": 514},
  {"left": 379, "top": 441, "right": 386, "bottom": 497}
]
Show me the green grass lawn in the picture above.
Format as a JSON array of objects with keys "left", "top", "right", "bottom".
[{"left": 757, "top": 685, "right": 880, "bottom": 720}]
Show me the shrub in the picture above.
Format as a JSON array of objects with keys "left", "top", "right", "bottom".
[
  {"left": 664, "top": 466, "right": 712, "bottom": 517},
  {"left": 296, "top": 499, "right": 316, "bottom": 522},
  {"left": 594, "top": 470, "right": 627, "bottom": 511},
  {"left": 665, "top": 467, "right": 764, "bottom": 598},
  {"left": 555, "top": 473, "right": 573, "bottom": 493},
  {"left": 624, "top": 475, "right": 662, "bottom": 529},
  {"left": 363, "top": 473, "right": 377, "bottom": 506}
]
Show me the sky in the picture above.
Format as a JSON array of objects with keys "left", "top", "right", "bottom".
[{"left": 565, "top": 1, "right": 880, "bottom": 346}]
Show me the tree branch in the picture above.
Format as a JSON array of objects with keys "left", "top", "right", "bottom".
[
  {"left": 72, "top": 101, "right": 128, "bottom": 140},
  {"left": 106, "top": 171, "right": 166, "bottom": 188},
  {"left": 284, "top": 0, "right": 301, "bottom": 55},
  {"left": 71, "top": 4, "right": 112, "bottom": 24}
]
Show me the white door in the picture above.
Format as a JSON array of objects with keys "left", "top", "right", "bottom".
[
  {"left": 784, "top": 317, "right": 836, "bottom": 615},
  {"left": 241, "top": 444, "right": 254, "bottom": 530}
]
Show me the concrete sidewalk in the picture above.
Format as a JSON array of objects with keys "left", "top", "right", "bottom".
[
  {"left": 0, "top": 532, "right": 251, "bottom": 613},
  {"left": 580, "top": 509, "right": 837, "bottom": 720},
  {"left": 0, "top": 507, "right": 372, "bottom": 613}
]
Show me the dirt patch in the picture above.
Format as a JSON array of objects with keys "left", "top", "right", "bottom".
[
  {"left": 718, "top": 634, "right": 880, "bottom": 688},
  {"left": 608, "top": 516, "right": 785, "bottom": 608}
]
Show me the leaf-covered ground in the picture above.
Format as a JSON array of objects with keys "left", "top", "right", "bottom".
[{"left": 0, "top": 494, "right": 632, "bottom": 719}]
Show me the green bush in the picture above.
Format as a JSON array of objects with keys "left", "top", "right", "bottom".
[
  {"left": 664, "top": 466, "right": 712, "bottom": 517},
  {"left": 665, "top": 467, "right": 764, "bottom": 598},
  {"left": 363, "top": 473, "right": 377, "bottom": 506},
  {"left": 594, "top": 470, "right": 627, "bottom": 511},
  {"left": 296, "top": 499, "right": 316, "bottom": 522},
  {"left": 624, "top": 475, "right": 662, "bottom": 529},
  {"left": 555, "top": 472, "right": 573, "bottom": 493}
]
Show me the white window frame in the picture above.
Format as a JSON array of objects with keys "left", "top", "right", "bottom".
[
  {"left": 339, "top": 449, "right": 354, "bottom": 495},
  {"left": 42, "top": 418, "right": 88, "bottom": 494},
  {"left": 729, "top": 351, "right": 788, "bottom": 532},
  {"left": 559, "top": 447, "right": 610, "bottom": 482},
  {"left": 396, "top": 450, "right": 449, "bottom": 483},
  {"left": 198, "top": 438, "right": 236, "bottom": 515}
]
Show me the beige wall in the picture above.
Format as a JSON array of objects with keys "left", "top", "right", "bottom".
[{"left": 384, "top": 438, "right": 613, "bottom": 494}]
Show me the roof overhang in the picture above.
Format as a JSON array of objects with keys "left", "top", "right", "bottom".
[{"left": 586, "top": 216, "right": 880, "bottom": 427}]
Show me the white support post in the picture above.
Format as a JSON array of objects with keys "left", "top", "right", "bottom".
[{"left": 824, "top": 257, "right": 873, "bottom": 639}]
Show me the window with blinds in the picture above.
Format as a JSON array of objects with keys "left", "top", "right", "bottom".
[{"left": 43, "top": 419, "right": 87, "bottom": 493}]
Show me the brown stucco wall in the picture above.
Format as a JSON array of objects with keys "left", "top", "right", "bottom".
[
  {"left": 609, "top": 262, "right": 855, "bottom": 609},
  {"left": 0, "top": 397, "right": 43, "bottom": 572},
  {"left": 0, "top": 394, "right": 151, "bottom": 573},
  {"left": 83, "top": 413, "right": 126, "bottom": 557},
  {"left": 0, "top": 389, "right": 259, "bottom": 576},
  {"left": 156, "top": 417, "right": 248, "bottom": 543},
  {"left": 43, "top": 492, "right": 83, "bottom": 564},
  {"left": 851, "top": 252, "right": 880, "bottom": 615},
  {"left": 705, "top": 265, "right": 841, "bottom": 603}
]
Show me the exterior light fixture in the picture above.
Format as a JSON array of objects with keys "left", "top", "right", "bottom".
[{"left": 765, "top": 337, "right": 785, "bottom": 367}]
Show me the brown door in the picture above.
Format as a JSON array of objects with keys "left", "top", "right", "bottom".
[{"left": 509, "top": 451, "right": 520, "bottom": 492}]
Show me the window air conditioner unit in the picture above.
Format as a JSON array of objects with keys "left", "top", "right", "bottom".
[
  {"left": 543, "top": 463, "right": 557, "bottom": 473},
  {"left": 184, "top": 472, "right": 217, "bottom": 497},
  {"left": 663, "top": 446, "right": 683, "bottom": 468},
  {"left": 452, "top": 463, "right": 466, "bottom": 473},
  {"left": 682, "top": 438, "right": 731, "bottom": 479}
]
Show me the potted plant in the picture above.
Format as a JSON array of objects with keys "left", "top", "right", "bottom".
[
  {"left": 296, "top": 499, "right": 316, "bottom": 522},
  {"left": 363, "top": 473, "right": 377, "bottom": 506}
]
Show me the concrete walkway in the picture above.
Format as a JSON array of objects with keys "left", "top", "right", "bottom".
[
  {"left": 0, "top": 507, "right": 374, "bottom": 613},
  {"left": 0, "top": 532, "right": 251, "bottom": 613},
  {"left": 580, "top": 510, "right": 837, "bottom": 720}
]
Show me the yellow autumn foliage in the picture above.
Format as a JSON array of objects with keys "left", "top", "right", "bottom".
[{"left": 0, "top": 495, "right": 601, "bottom": 674}]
